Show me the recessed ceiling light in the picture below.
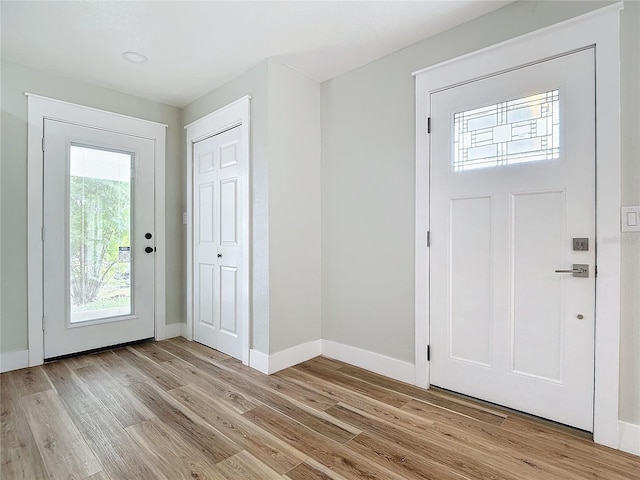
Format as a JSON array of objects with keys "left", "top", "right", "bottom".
[{"left": 121, "top": 51, "right": 148, "bottom": 64}]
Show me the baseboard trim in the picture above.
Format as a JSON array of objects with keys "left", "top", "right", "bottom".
[
  {"left": 269, "top": 340, "right": 322, "bottom": 374},
  {"left": 618, "top": 421, "right": 640, "bottom": 455},
  {"left": 246, "top": 339, "right": 416, "bottom": 384},
  {"left": 249, "top": 349, "right": 269, "bottom": 374},
  {"left": 164, "top": 322, "right": 185, "bottom": 339},
  {"left": 321, "top": 340, "right": 416, "bottom": 385},
  {"left": 1, "top": 349, "right": 29, "bottom": 373},
  {"left": 248, "top": 340, "right": 322, "bottom": 375}
]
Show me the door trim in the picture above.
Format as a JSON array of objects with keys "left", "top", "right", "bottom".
[
  {"left": 26, "top": 94, "right": 167, "bottom": 365},
  {"left": 185, "top": 96, "right": 251, "bottom": 365},
  {"left": 413, "top": 4, "right": 622, "bottom": 448}
]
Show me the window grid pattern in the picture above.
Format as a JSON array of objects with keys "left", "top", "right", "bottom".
[{"left": 453, "top": 90, "right": 560, "bottom": 171}]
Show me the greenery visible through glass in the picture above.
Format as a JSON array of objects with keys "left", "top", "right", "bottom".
[{"left": 69, "top": 145, "right": 133, "bottom": 323}]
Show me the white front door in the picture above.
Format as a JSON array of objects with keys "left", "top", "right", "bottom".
[
  {"left": 43, "top": 120, "right": 156, "bottom": 359},
  {"left": 429, "top": 49, "right": 596, "bottom": 430},
  {"left": 192, "top": 126, "right": 244, "bottom": 359}
]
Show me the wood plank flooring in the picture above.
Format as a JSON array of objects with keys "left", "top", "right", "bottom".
[{"left": 2, "top": 338, "right": 638, "bottom": 479}]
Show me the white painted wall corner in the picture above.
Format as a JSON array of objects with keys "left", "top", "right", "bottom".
[
  {"left": 248, "top": 339, "right": 415, "bottom": 384},
  {"left": 249, "top": 349, "right": 270, "bottom": 374},
  {"left": 618, "top": 421, "right": 640, "bottom": 456},
  {"left": 269, "top": 340, "right": 322, "bottom": 374},
  {"left": 164, "top": 322, "right": 186, "bottom": 339},
  {"left": 249, "top": 340, "right": 322, "bottom": 375},
  {"left": 1, "top": 350, "right": 29, "bottom": 373}
]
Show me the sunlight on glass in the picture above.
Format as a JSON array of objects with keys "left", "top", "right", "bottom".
[
  {"left": 453, "top": 90, "right": 560, "bottom": 171},
  {"left": 69, "top": 145, "right": 133, "bottom": 323}
]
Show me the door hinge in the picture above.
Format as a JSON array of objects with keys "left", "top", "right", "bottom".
[
  {"left": 427, "top": 345, "right": 431, "bottom": 362},
  {"left": 427, "top": 231, "right": 430, "bottom": 247},
  {"left": 42, "top": 315, "right": 45, "bottom": 331},
  {"left": 595, "top": 265, "right": 598, "bottom": 277},
  {"left": 42, "top": 137, "right": 45, "bottom": 152},
  {"left": 41, "top": 226, "right": 46, "bottom": 241},
  {"left": 427, "top": 117, "right": 431, "bottom": 134}
]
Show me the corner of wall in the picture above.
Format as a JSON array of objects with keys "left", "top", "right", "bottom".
[
  {"left": 618, "top": 420, "right": 640, "bottom": 455},
  {"left": 0, "top": 349, "right": 30, "bottom": 373},
  {"left": 266, "top": 55, "right": 322, "bottom": 354}
]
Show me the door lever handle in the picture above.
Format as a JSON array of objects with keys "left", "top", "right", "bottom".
[{"left": 554, "top": 264, "right": 589, "bottom": 278}]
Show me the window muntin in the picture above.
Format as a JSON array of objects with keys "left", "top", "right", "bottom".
[{"left": 453, "top": 90, "right": 560, "bottom": 171}]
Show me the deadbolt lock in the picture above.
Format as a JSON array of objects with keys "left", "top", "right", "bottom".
[{"left": 573, "top": 238, "right": 589, "bottom": 251}]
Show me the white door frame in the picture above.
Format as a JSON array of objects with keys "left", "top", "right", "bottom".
[
  {"left": 27, "top": 94, "right": 167, "bottom": 365},
  {"left": 414, "top": 4, "right": 622, "bottom": 448},
  {"left": 185, "top": 96, "right": 251, "bottom": 365}
]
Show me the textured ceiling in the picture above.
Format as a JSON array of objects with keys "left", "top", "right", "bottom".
[{"left": 1, "top": 1, "right": 512, "bottom": 107}]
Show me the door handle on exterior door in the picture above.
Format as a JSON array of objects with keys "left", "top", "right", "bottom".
[
  {"left": 554, "top": 264, "right": 589, "bottom": 278},
  {"left": 145, "top": 246, "right": 155, "bottom": 254}
]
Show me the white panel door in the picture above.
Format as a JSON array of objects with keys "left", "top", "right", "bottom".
[
  {"left": 193, "top": 126, "right": 243, "bottom": 359},
  {"left": 429, "top": 50, "right": 596, "bottom": 430},
  {"left": 43, "top": 120, "right": 156, "bottom": 358}
]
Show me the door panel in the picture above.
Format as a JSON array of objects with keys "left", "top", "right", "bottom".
[
  {"left": 512, "top": 190, "right": 565, "bottom": 381},
  {"left": 450, "top": 195, "right": 493, "bottom": 366},
  {"left": 193, "top": 126, "right": 243, "bottom": 359},
  {"left": 199, "top": 183, "right": 215, "bottom": 243},
  {"left": 220, "top": 266, "right": 238, "bottom": 335},
  {"left": 43, "top": 120, "right": 155, "bottom": 358},
  {"left": 220, "top": 179, "right": 238, "bottom": 245},
  {"left": 198, "top": 264, "right": 215, "bottom": 326},
  {"left": 429, "top": 49, "right": 596, "bottom": 430}
]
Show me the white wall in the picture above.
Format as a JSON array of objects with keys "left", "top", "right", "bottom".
[
  {"left": 321, "top": 0, "right": 639, "bottom": 426},
  {"left": 181, "top": 59, "right": 322, "bottom": 356},
  {"left": 182, "top": 61, "right": 271, "bottom": 354},
  {"left": 0, "top": 61, "right": 183, "bottom": 354},
  {"left": 267, "top": 61, "right": 322, "bottom": 354},
  {"left": 618, "top": 0, "right": 640, "bottom": 427}
]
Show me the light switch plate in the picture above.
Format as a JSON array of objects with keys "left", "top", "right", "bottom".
[{"left": 621, "top": 206, "right": 640, "bottom": 232}]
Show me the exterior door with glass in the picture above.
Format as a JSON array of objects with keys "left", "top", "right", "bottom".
[
  {"left": 429, "top": 49, "right": 596, "bottom": 430},
  {"left": 43, "top": 120, "right": 155, "bottom": 359}
]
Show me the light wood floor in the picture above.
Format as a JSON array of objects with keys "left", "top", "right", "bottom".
[{"left": 2, "top": 338, "right": 638, "bottom": 479}]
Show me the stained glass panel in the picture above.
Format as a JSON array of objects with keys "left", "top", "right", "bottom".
[{"left": 453, "top": 90, "right": 560, "bottom": 171}]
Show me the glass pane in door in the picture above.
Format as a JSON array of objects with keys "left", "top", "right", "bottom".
[{"left": 69, "top": 145, "right": 133, "bottom": 323}]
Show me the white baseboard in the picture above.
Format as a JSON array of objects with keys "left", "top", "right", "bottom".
[
  {"left": 249, "top": 340, "right": 322, "bottom": 375},
  {"left": 269, "top": 340, "right": 322, "bottom": 374},
  {"left": 249, "top": 349, "right": 269, "bottom": 374},
  {"left": 321, "top": 340, "right": 416, "bottom": 385},
  {"left": 1, "top": 349, "right": 29, "bottom": 373},
  {"left": 164, "top": 322, "right": 186, "bottom": 339},
  {"left": 618, "top": 421, "right": 640, "bottom": 456}
]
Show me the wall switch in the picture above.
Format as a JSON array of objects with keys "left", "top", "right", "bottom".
[
  {"left": 621, "top": 206, "right": 640, "bottom": 232},
  {"left": 183, "top": 212, "right": 188, "bottom": 225}
]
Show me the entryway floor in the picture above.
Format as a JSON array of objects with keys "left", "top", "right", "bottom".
[{"left": 2, "top": 337, "right": 638, "bottom": 479}]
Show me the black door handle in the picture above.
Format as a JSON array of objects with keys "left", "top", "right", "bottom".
[
  {"left": 145, "top": 246, "right": 155, "bottom": 253},
  {"left": 217, "top": 253, "right": 222, "bottom": 258}
]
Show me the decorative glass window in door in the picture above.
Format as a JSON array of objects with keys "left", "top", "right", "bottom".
[{"left": 453, "top": 89, "right": 559, "bottom": 171}]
